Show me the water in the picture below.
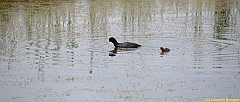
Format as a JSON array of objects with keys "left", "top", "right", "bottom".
[{"left": 0, "top": 0, "right": 240, "bottom": 101}]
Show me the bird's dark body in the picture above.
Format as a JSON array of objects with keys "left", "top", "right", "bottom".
[{"left": 109, "top": 37, "right": 141, "bottom": 48}]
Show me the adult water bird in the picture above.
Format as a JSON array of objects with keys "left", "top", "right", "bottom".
[{"left": 109, "top": 37, "right": 141, "bottom": 48}]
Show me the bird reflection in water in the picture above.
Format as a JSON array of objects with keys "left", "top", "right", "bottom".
[{"left": 109, "top": 47, "right": 138, "bottom": 56}]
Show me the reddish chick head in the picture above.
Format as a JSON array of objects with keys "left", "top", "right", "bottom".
[{"left": 160, "top": 47, "right": 164, "bottom": 51}]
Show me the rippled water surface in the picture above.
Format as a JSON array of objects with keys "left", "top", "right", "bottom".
[{"left": 0, "top": 0, "right": 240, "bottom": 101}]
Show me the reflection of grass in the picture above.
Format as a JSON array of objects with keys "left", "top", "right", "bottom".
[
  {"left": 213, "top": 33, "right": 229, "bottom": 40},
  {"left": 0, "top": 0, "right": 29, "bottom": 2},
  {"left": 66, "top": 42, "right": 79, "bottom": 49},
  {"left": 55, "top": 75, "right": 79, "bottom": 82},
  {"left": 0, "top": 3, "right": 15, "bottom": 10},
  {"left": 213, "top": 1, "right": 235, "bottom": 41},
  {"left": 65, "top": 77, "right": 76, "bottom": 81},
  {"left": 0, "top": 0, "right": 69, "bottom": 11}
]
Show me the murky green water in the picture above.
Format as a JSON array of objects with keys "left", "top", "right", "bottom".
[{"left": 0, "top": 0, "right": 240, "bottom": 101}]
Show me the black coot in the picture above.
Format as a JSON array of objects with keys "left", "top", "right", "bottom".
[{"left": 109, "top": 37, "right": 141, "bottom": 48}]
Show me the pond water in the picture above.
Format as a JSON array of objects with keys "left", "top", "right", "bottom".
[{"left": 0, "top": 0, "right": 240, "bottom": 101}]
